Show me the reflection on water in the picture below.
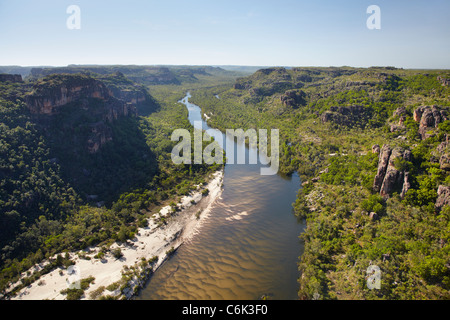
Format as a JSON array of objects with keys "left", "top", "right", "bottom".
[{"left": 137, "top": 93, "right": 305, "bottom": 300}]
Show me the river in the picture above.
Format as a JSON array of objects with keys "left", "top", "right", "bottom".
[{"left": 137, "top": 93, "right": 305, "bottom": 300}]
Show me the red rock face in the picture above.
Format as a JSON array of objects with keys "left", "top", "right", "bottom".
[
  {"left": 26, "top": 76, "right": 112, "bottom": 115},
  {"left": 25, "top": 74, "right": 137, "bottom": 154}
]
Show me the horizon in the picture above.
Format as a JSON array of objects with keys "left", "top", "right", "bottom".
[
  {"left": 1, "top": 1, "right": 449, "bottom": 69},
  {"left": 1, "top": 63, "right": 450, "bottom": 71}
]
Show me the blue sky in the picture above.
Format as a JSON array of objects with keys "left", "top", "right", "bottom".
[{"left": 0, "top": 0, "right": 449, "bottom": 68}]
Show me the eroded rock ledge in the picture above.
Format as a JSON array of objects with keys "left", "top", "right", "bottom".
[{"left": 25, "top": 74, "right": 137, "bottom": 153}]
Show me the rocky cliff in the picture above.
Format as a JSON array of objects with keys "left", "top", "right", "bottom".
[
  {"left": 26, "top": 74, "right": 137, "bottom": 153},
  {"left": 96, "top": 72, "right": 159, "bottom": 116},
  {"left": 26, "top": 74, "right": 135, "bottom": 119},
  {"left": 413, "top": 105, "right": 448, "bottom": 139},
  {"left": 0, "top": 74, "right": 23, "bottom": 83},
  {"left": 373, "top": 144, "right": 411, "bottom": 198},
  {"left": 389, "top": 106, "right": 408, "bottom": 133}
]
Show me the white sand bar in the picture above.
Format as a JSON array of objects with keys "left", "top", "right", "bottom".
[{"left": 10, "top": 170, "right": 223, "bottom": 300}]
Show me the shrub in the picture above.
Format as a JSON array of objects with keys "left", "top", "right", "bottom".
[
  {"left": 112, "top": 248, "right": 123, "bottom": 259},
  {"left": 60, "top": 288, "right": 84, "bottom": 300}
]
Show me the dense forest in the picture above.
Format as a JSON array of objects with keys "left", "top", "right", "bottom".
[
  {"left": 189, "top": 67, "right": 450, "bottom": 299},
  {"left": 1, "top": 65, "right": 449, "bottom": 300},
  {"left": 0, "top": 71, "right": 223, "bottom": 296}
]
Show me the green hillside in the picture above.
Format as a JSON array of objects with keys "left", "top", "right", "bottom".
[{"left": 189, "top": 66, "right": 450, "bottom": 299}]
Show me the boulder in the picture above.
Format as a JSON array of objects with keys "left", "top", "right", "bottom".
[
  {"left": 372, "top": 144, "right": 380, "bottom": 154},
  {"left": 320, "top": 105, "right": 371, "bottom": 127},
  {"left": 369, "top": 212, "right": 379, "bottom": 221},
  {"left": 390, "top": 124, "right": 406, "bottom": 133},
  {"left": 379, "top": 147, "right": 405, "bottom": 198},
  {"left": 436, "top": 136, "right": 448, "bottom": 153}
]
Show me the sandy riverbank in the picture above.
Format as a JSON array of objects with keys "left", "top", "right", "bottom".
[{"left": 11, "top": 170, "right": 224, "bottom": 300}]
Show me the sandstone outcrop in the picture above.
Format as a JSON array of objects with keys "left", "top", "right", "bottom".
[
  {"left": 26, "top": 74, "right": 136, "bottom": 121},
  {"left": 435, "top": 185, "right": 450, "bottom": 213},
  {"left": 440, "top": 153, "right": 450, "bottom": 171},
  {"left": 373, "top": 145, "right": 411, "bottom": 198},
  {"left": 280, "top": 90, "right": 306, "bottom": 108},
  {"left": 30, "top": 66, "right": 181, "bottom": 85},
  {"left": 437, "top": 76, "right": 450, "bottom": 87},
  {"left": 111, "top": 88, "right": 148, "bottom": 106},
  {"left": 392, "top": 106, "right": 406, "bottom": 118},
  {"left": 400, "top": 172, "right": 411, "bottom": 199},
  {"left": 372, "top": 144, "right": 380, "bottom": 154},
  {"left": 413, "top": 105, "right": 448, "bottom": 139},
  {"left": 26, "top": 74, "right": 137, "bottom": 153}
]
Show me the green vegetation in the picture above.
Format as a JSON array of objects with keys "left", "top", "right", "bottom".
[
  {"left": 60, "top": 276, "right": 95, "bottom": 300},
  {"left": 0, "top": 70, "right": 224, "bottom": 297},
  {"left": 188, "top": 66, "right": 450, "bottom": 300},
  {"left": 2, "top": 65, "right": 449, "bottom": 300}
]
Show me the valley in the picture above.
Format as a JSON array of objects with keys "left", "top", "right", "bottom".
[{"left": 0, "top": 65, "right": 449, "bottom": 300}]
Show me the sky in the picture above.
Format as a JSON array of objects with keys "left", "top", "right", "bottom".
[{"left": 0, "top": 0, "right": 449, "bottom": 68}]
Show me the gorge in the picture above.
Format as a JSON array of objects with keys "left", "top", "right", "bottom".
[
  {"left": 137, "top": 93, "right": 305, "bottom": 300},
  {"left": 1, "top": 65, "right": 449, "bottom": 301}
]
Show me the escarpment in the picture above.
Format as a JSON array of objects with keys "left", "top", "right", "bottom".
[
  {"left": 96, "top": 72, "right": 159, "bottom": 116},
  {"left": 25, "top": 74, "right": 137, "bottom": 154},
  {"left": 26, "top": 74, "right": 136, "bottom": 120}
]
